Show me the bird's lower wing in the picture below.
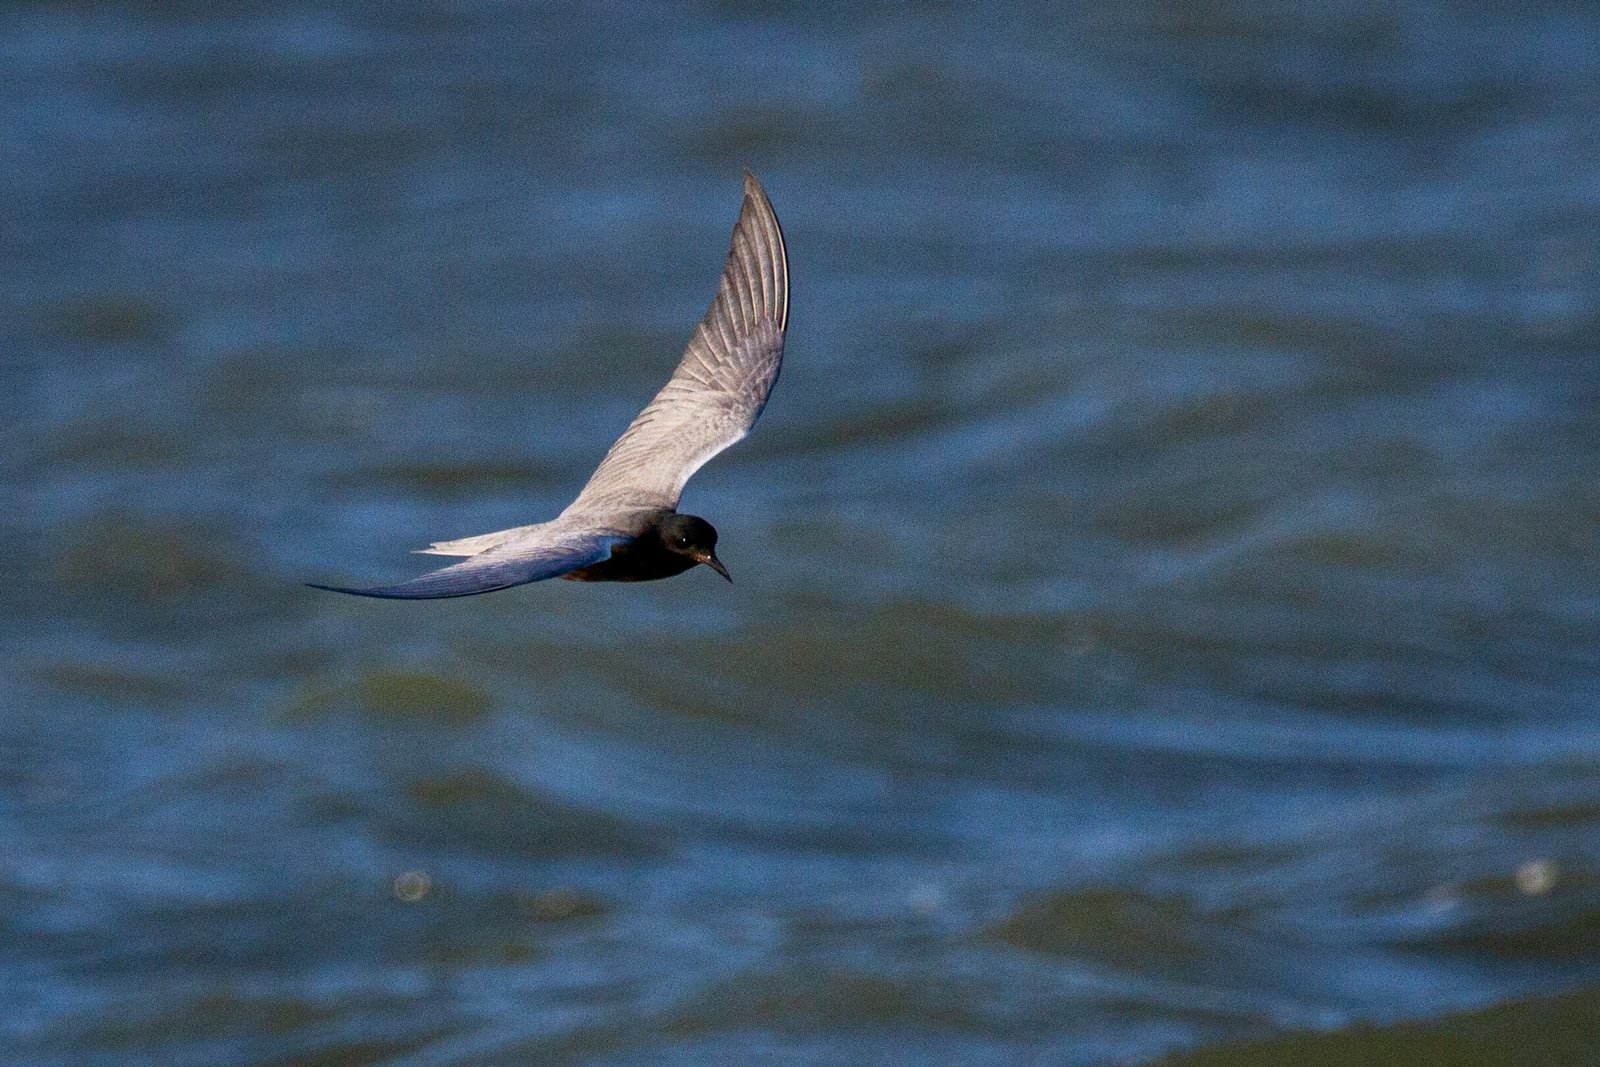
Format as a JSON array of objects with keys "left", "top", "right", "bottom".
[{"left": 309, "top": 530, "right": 626, "bottom": 600}]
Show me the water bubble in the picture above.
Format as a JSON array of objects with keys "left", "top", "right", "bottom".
[
  {"left": 1514, "top": 860, "right": 1558, "bottom": 896},
  {"left": 393, "top": 869, "right": 433, "bottom": 902},
  {"left": 538, "top": 889, "right": 580, "bottom": 920}
]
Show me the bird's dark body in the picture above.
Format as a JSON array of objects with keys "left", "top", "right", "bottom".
[
  {"left": 562, "top": 510, "right": 725, "bottom": 583},
  {"left": 562, "top": 530, "right": 697, "bottom": 583}
]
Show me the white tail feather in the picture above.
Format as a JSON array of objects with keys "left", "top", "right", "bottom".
[{"left": 414, "top": 524, "right": 545, "bottom": 557}]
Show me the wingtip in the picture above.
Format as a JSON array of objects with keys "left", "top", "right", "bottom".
[
  {"left": 305, "top": 579, "right": 429, "bottom": 600},
  {"left": 742, "top": 168, "right": 767, "bottom": 202},
  {"left": 306, "top": 579, "right": 415, "bottom": 599},
  {"left": 306, "top": 581, "right": 354, "bottom": 595},
  {"left": 733, "top": 168, "right": 786, "bottom": 332}
]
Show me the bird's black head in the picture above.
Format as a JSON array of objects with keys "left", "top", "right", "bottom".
[{"left": 659, "top": 513, "right": 731, "bottom": 581}]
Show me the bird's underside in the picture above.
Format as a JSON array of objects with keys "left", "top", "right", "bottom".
[
  {"left": 310, "top": 170, "right": 788, "bottom": 600},
  {"left": 559, "top": 531, "right": 702, "bottom": 583}
]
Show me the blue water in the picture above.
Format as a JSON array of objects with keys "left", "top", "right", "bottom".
[{"left": 5, "top": 3, "right": 1600, "bottom": 1064}]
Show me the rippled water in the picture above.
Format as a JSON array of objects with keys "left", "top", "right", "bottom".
[{"left": 6, "top": 2, "right": 1600, "bottom": 1064}]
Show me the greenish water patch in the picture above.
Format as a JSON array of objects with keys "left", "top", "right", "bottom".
[
  {"left": 400, "top": 768, "right": 664, "bottom": 859},
  {"left": 56, "top": 515, "right": 236, "bottom": 600},
  {"left": 30, "top": 662, "right": 186, "bottom": 705},
  {"left": 43, "top": 294, "right": 172, "bottom": 344},
  {"left": 284, "top": 671, "right": 492, "bottom": 724},
  {"left": 1152, "top": 986, "right": 1600, "bottom": 1067}
]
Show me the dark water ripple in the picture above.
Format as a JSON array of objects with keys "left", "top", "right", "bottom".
[{"left": 5, "top": 2, "right": 1600, "bottom": 1065}]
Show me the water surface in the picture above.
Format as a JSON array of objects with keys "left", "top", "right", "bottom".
[{"left": 5, "top": 2, "right": 1599, "bottom": 1064}]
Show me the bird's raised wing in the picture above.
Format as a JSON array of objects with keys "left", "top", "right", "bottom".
[
  {"left": 563, "top": 170, "right": 788, "bottom": 516},
  {"left": 308, "top": 528, "right": 625, "bottom": 600}
]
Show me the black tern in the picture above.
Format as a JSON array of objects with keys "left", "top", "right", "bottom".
[{"left": 310, "top": 171, "right": 787, "bottom": 599}]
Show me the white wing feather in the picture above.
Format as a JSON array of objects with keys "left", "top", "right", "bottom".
[{"left": 562, "top": 170, "right": 788, "bottom": 516}]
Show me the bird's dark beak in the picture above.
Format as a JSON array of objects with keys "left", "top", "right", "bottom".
[{"left": 694, "top": 549, "right": 732, "bottom": 582}]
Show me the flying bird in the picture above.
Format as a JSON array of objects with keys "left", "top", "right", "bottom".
[{"left": 310, "top": 171, "right": 787, "bottom": 599}]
